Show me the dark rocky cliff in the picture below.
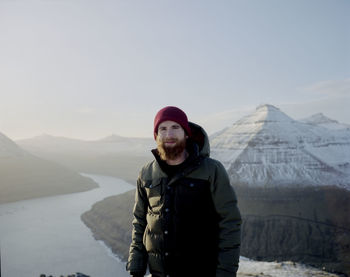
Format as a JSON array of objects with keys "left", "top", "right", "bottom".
[{"left": 236, "top": 186, "right": 350, "bottom": 276}]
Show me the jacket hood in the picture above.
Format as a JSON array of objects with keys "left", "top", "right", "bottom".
[{"left": 188, "top": 122, "right": 210, "bottom": 158}]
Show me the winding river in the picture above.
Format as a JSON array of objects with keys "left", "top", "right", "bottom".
[{"left": 0, "top": 174, "right": 134, "bottom": 277}]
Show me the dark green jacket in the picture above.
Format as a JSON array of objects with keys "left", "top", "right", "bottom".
[{"left": 127, "top": 123, "right": 241, "bottom": 277}]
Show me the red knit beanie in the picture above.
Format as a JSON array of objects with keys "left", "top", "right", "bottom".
[{"left": 154, "top": 106, "right": 191, "bottom": 139}]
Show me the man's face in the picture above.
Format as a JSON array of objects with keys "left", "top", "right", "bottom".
[{"left": 156, "top": 120, "right": 188, "bottom": 161}]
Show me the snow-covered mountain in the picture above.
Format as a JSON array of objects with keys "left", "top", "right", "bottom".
[
  {"left": 301, "top": 113, "right": 350, "bottom": 130},
  {"left": 210, "top": 104, "right": 350, "bottom": 189}
]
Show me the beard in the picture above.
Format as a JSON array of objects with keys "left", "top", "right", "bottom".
[{"left": 156, "top": 136, "right": 187, "bottom": 161}]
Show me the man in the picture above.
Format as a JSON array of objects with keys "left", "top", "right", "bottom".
[{"left": 126, "top": 106, "right": 241, "bottom": 277}]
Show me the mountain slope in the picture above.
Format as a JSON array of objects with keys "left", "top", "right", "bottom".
[
  {"left": 0, "top": 132, "right": 98, "bottom": 204},
  {"left": 0, "top": 132, "right": 28, "bottom": 158}
]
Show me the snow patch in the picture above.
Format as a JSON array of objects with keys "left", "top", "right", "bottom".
[{"left": 238, "top": 257, "right": 341, "bottom": 277}]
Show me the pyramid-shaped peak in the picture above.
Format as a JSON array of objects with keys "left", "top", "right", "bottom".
[{"left": 242, "top": 104, "right": 294, "bottom": 125}]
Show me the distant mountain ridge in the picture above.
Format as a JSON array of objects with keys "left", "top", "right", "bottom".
[
  {"left": 210, "top": 104, "right": 350, "bottom": 189},
  {"left": 16, "top": 133, "right": 154, "bottom": 184},
  {"left": 17, "top": 133, "right": 154, "bottom": 155}
]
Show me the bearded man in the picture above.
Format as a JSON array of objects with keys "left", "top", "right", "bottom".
[{"left": 126, "top": 106, "right": 241, "bottom": 277}]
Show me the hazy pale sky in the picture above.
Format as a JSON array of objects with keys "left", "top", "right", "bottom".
[{"left": 0, "top": 0, "right": 349, "bottom": 140}]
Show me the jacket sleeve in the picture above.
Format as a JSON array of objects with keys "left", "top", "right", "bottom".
[
  {"left": 126, "top": 177, "right": 148, "bottom": 274},
  {"left": 211, "top": 161, "right": 242, "bottom": 277}
]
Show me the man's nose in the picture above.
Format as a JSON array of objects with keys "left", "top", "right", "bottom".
[{"left": 165, "top": 129, "right": 175, "bottom": 137}]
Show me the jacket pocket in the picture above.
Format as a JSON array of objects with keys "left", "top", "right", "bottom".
[
  {"left": 177, "top": 178, "right": 210, "bottom": 203},
  {"left": 143, "top": 179, "right": 163, "bottom": 208}
]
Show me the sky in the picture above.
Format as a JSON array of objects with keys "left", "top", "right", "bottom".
[{"left": 0, "top": 0, "right": 349, "bottom": 140}]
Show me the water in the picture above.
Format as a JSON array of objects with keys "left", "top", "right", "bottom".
[{"left": 0, "top": 173, "right": 135, "bottom": 277}]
